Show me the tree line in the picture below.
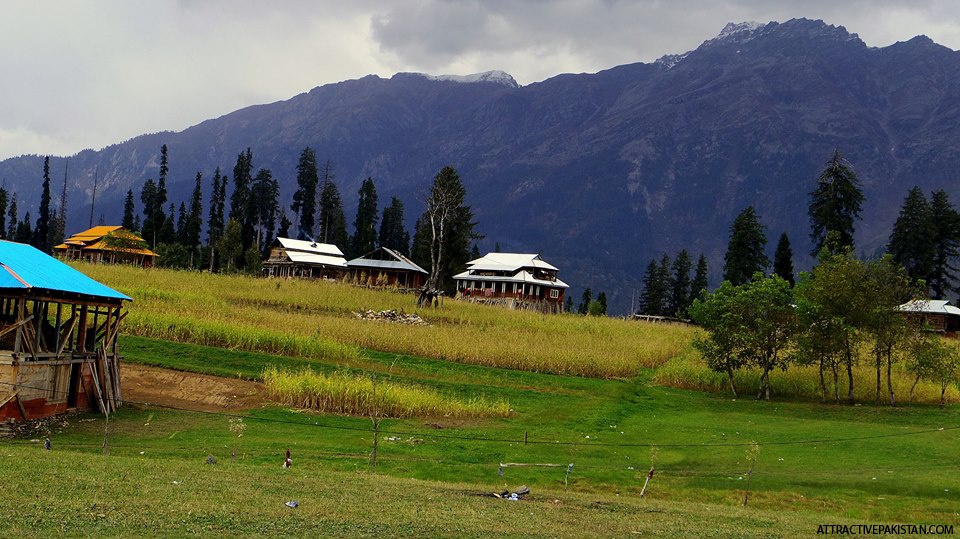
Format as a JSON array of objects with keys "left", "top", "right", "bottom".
[
  {"left": 691, "top": 149, "right": 960, "bottom": 405},
  {"left": 7, "top": 146, "right": 480, "bottom": 294}
]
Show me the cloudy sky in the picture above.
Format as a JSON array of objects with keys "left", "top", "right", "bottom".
[{"left": 2, "top": 0, "right": 959, "bottom": 161}]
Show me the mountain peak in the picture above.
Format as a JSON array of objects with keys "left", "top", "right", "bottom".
[{"left": 401, "top": 70, "right": 520, "bottom": 88}]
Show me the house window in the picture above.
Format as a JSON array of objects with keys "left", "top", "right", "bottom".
[{"left": 550, "top": 289, "right": 559, "bottom": 299}]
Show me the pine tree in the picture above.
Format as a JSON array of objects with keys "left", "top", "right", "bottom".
[
  {"left": 15, "top": 212, "right": 32, "bottom": 244},
  {"left": 291, "top": 147, "right": 319, "bottom": 239},
  {"left": 565, "top": 296, "right": 573, "bottom": 313},
  {"left": 278, "top": 212, "right": 292, "bottom": 239},
  {"left": 140, "top": 179, "right": 158, "bottom": 246},
  {"left": 0, "top": 187, "right": 8, "bottom": 239},
  {"left": 723, "top": 206, "right": 769, "bottom": 285},
  {"left": 379, "top": 196, "right": 410, "bottom": 254},
  {"left": 691, "top": 254, "right": 709, "bottom": 301},
  {"left": 928, "top": 190, "right": 960, "bottom": 299},
  {"left": 122, "top": 189, "right": 136, "bottom": 230},
  {"left": 251, "top": 168, "right": 280, "bottom": 254},
  {"left": 176, "top": 202, "right": 188, "bottom": 244},
  {"left": 420, "top": 166, "right": 477, "bottom": 293},
  {"left": 809, "top": 148, "right": 864, "bottom": 256},
  {"left": 888, "top": 186, "right": 934, "bottom": 286},
  {"left": 35, "top": 156, "right": 52, "bottom": 252},
  {"left": 470, "top": 244, "right": 481, "bottom": 260},
  {"left": 184, "top": 172, "right": 203, "bottom": 249},
  {"left": 7, "top": 195, "right": 17, "bottom": 240},
  {"left": 159, "top": 203, "right": 176, "bottom": 245},
  {"left": 773, "top": 232, "right": 796, "bottom": 287},
  {"left": 350, "top": 177, "right": 379, "bottom": 258},
  {"left": 639, "top": 258, "right": 668, "bottom": 316},
  {"left": 154, "top": 145, "right": 169, "bottom": 241},
  {"left": 410, "top": 215, "right": 430, "bottom": 271},
  {"left": 316, "top": 161, "right": 348, "bottom": 249},
  {"left": 578, "top": 288, "right": 593, "bottom": 315},
  {"left": 669, "top": 249, "right": 693, "bottom": 317},
  {"left": 596, "top": 292, "right": 608, "bottom": 315},
  {"left": 207, "top": 167, "right": 227, "bottom": 271}
]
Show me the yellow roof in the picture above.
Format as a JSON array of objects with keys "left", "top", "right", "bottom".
[
  {"left": 65, "top": 225, "right": 123, "bottom": 242},
  {"left": 84, "top": 240, "right": 157, "bottom": 257},
  {"left": 60, "top": 226, "right": 157, "bottom": 257}
]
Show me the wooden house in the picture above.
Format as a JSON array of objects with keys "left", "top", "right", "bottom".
[
  {"left": 898, "top": 299, "right": 960, "bottom": 334},
  {"left": 346, "top": 247, "right": 428, "bottom": 290},
  {"left": 453, "top": 253, "right": 568, "bottom": 313},
  {"left": 0, "top": 241, "right": 131, "bottom": 422},
  {"left": 262, "top": 237, "right": 347, "bottom": 279},
  {"left": 54, "top": 225, "right": 158, "bottom": 267}
]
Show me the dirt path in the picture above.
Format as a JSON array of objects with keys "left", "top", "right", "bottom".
[{"left": 120, "top": 363, "right": 267, "bottom": 412}]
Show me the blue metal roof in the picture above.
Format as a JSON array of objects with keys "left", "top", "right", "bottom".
[{"left": 0, "top": 240, "right": 131, "bottom": 302}]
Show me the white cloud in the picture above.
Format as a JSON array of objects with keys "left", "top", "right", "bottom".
[{"left": 2, "top": 0, "right": 960, "bottom": 160}]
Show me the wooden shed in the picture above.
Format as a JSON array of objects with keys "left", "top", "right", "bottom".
[
  {"left": 898, "top": 299, "right": 960, "bottom": 334},
  {"left": 262, "top": 237, "right": 347, "bottom": 280},
  {"left": 0, "top": 241, "right": 131, "bottom": 422},
  {"left": 54, "top": 225, "right": 158, "bottom": 267},
  {"left": 346, "top": 247, "right": 428, "bottom": 290}
]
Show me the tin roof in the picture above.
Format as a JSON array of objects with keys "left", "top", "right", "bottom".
[
  {"left": 276, "top": 237, "right": 344, "bottom": 257},
  {"left": 464, "top": 252, "right": 559, "bottom": 272},
  {"left": 899, "top": 299, "right": 960, "bottom": 316},
  {"left": 346, "top": 247, "right": 428, "bottom": 274},
  {"left": 0, "top": 240, "right": 131, "bottom": 302}
]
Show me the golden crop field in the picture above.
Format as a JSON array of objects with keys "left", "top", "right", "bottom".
[{"left": 78, "top": 263, "right": 697, "bottom": 378}]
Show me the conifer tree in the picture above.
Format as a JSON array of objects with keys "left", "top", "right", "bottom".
[
  {"left": 154, "top": 145, "right": 169, "bottom": 241},
  {"left": 691, "top": 254, "right": 709, "bottom": 301},
  {"left": 207, "top": 167, "right": 227, "bottom": 271},
  {"left": 15, "top": 212, "right": 32, "bottom": 244},
  {"left": 410, "top": 215, "right": 430, "bottom": 270},
  {"left": 578, "top": 288, "right": 593, "bottom": 315},
  {"left": 470, "top": 244, "right": 481, "bottom": 260},
  {"left": 184, "top": 172, "right": 203, "bottom": 249},
  {"left": 291, "top": 147, "right": 319, "bottom": 238},
  {"left": 419, "top": 166, "right": 477, "bottom": 293},
  {"left": 888, "top": 186, "right": 934, "bottom": 286},
  {"left": 159, "top": 203, "right": 176, "bottom": 245},
  {"left": 379, "top": 196, "right": 410, "bottom": 254},
  {"left": 928, "top": 189, "right": 960, "bottom": 299},
  {"left": 7, "top": 195, "right": 17, "bottom": 240},
  {"left": 0, "top": 187, "right": 8, "bottom": 239},
  {"left": 350, "top": 177, "right": 379, "bottom": 257},
  {"left": 140, "top": 179, "right": 159, "bottom": 246},
  {"left": 122, "top": 189, "right": 136, "bottom": 230},
  {"left": 723, "top": 206, "right": 768, "bottom": 286},
  {"left": 35, "top": 156, "right": 52, "bottom": 252},
  {"left": 251, "top": 168, "right": 280, "bottom": 254},
  {"left": 176, "top": 202, "right": 188, "bottom": 244},
  {"left": 669, "top": 249, "right": 693, "bottom": 317},
  {"left": 278, "top": 212, "right": 292, "bottom": 239},
  {"left": 596, "top": 292, "right": 608, "bottom": 316},
  {"left": 809, "top": 148, "right": 863, "bottom": 255},
  {"left": 639, "top": 257, "right": 669, "bottom": 316},
  {"left": 773, "top": 232, "right": 796, "bottom": 287},
  {"left": 316, "top": 161, "right": 348, "bottom": 249}
]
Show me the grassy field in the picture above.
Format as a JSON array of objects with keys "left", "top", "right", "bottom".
[
  {"left": 76, "top": 263, "right": 695, "bottom": 378},
  {"left": 3, "top": 265, "right": 958, "bottom": 535}
]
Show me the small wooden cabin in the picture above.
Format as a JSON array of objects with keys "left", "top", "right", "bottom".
[
  {"left": 346, "top": 247, "right": 428, "bottom": 290},
  {"left": 899, "top": 299, "right": 960, "bottom": 334},
  {"left": 0, "top": 241, "right": 131, "bottom": 422},
  {"left": 453, "top": 253, "right": 568, "bottom": 314},
  {"left": 54, "top": 225, "right": 158, "bottom": 267},
  {"left": 262, "top": 237, "right": 347, "bottom": 279}
]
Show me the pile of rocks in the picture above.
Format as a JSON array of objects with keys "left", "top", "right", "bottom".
[{"left": 354, "top": 309, "right": 429, "bottom": 326}]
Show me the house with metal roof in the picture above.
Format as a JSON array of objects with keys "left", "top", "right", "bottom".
[
  {"left": 262, "top": 237, "right": 347, "bottom": 279},
  {"left": 346, "top": 247, "right": 428, "bottom": 290},
  {"left": 0, "top": 241, "right": 131, "bottom": 423},
  {"left": 54, "top": 225, "right": 158, "bottom": 267},
  {"left": 453, "top": 252, "right": 568, "bottom": 313},
  {"left": 898, "top": 299, "right": 960, "bottom": 334}
]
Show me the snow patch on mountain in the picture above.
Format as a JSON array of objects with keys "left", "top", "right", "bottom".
[{"left": 415, "top": 70, "right": 520, "bottom": 88}]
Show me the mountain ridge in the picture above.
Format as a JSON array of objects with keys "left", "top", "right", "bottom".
[{"left": 2, "top": 18, "right": 959, "bottom": 312}]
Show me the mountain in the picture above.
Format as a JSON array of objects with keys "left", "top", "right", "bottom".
[{"left": 3, "top": 18, "right": 960, "bottom": 313}]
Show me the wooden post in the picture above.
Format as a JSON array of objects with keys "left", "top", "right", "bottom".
[{"left": 76, "top": 305, "right": 88, "bottom": 352}]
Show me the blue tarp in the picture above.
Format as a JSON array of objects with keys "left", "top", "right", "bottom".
[{"left": 0, "top": 240, "right": 131, "bottom": 302}]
